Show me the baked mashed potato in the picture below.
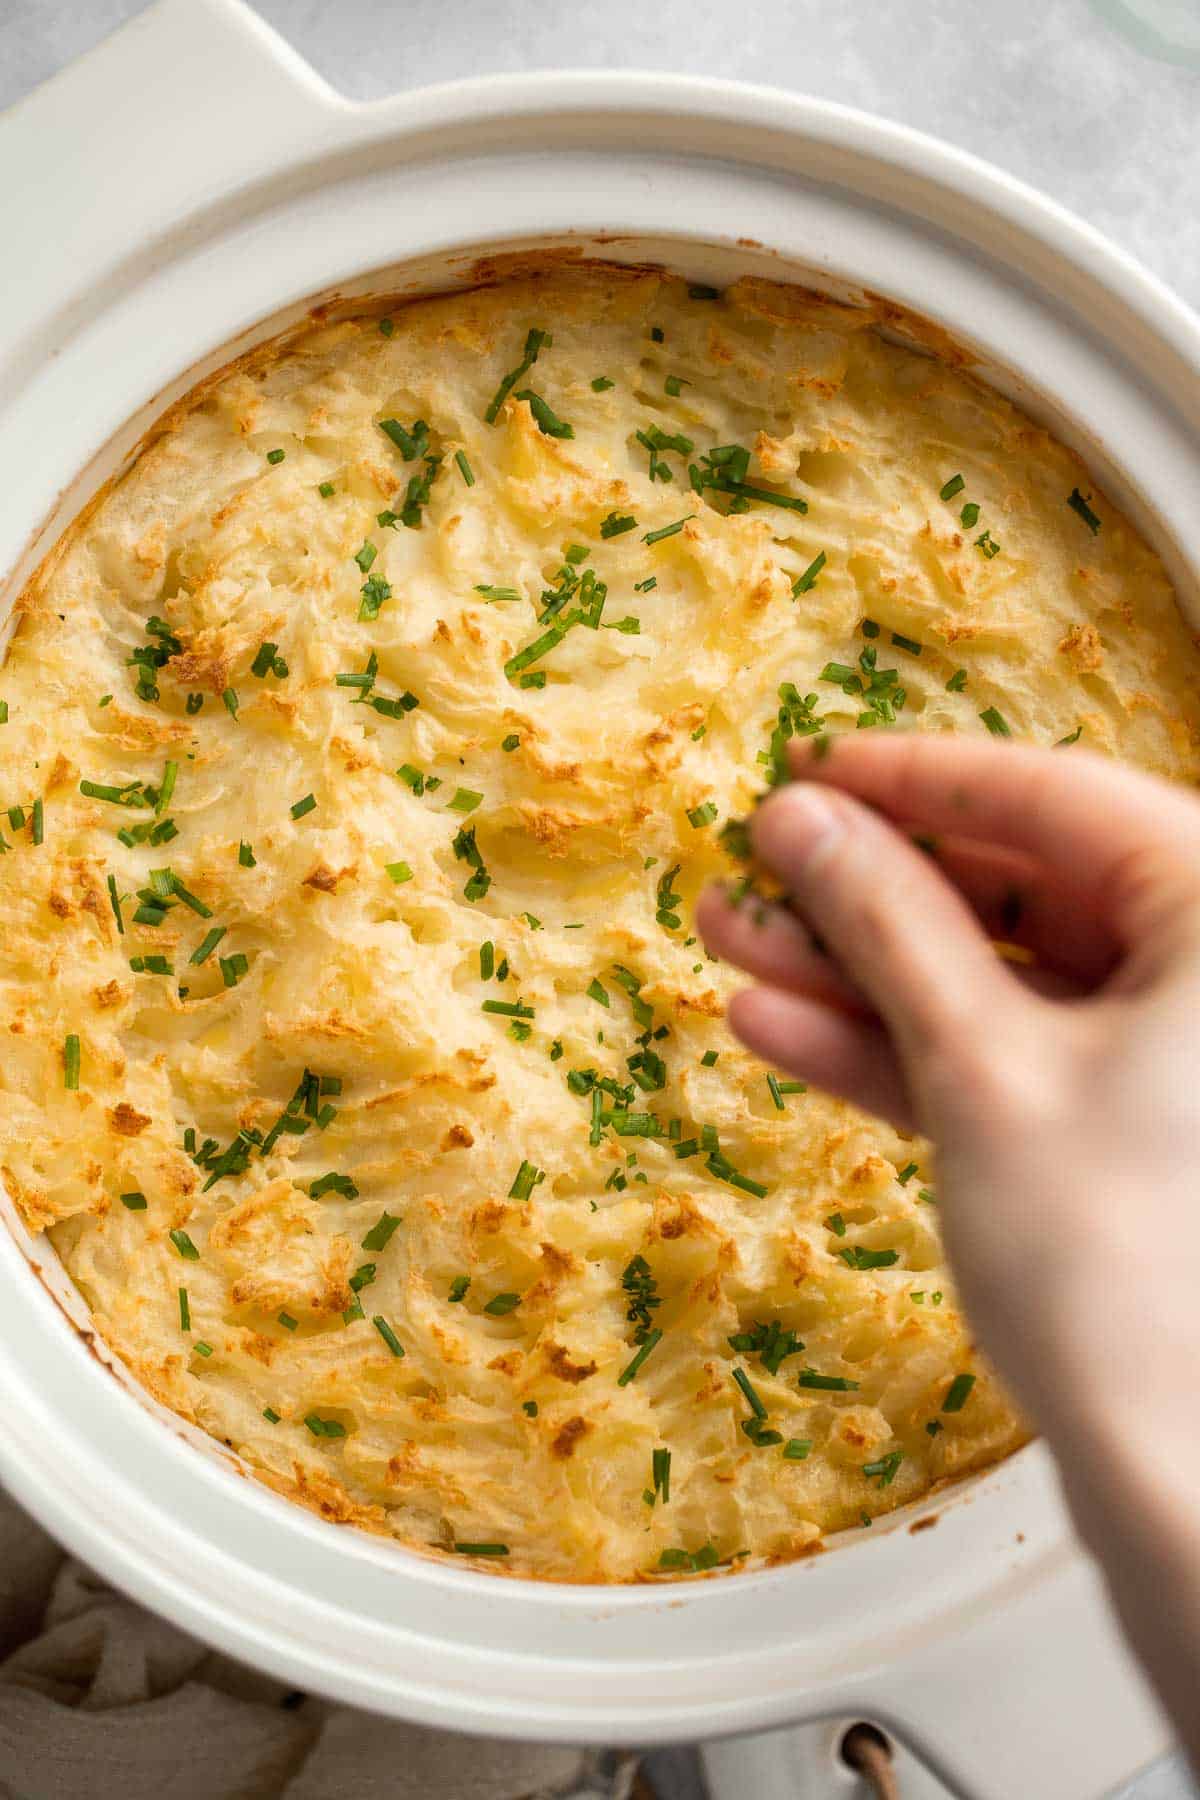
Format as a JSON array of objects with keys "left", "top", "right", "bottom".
[{"left": 2, "top": 263, "right": 1198, "bottom": 1582}]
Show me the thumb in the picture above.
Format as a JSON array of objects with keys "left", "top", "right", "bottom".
[{"left": 750, "top": 780, "right": 1031, "bottom": 1074}]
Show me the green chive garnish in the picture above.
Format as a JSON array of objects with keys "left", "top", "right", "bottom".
[
  {"left": 643, "top": 515, "right": 694, "bottom": 546},
  {"left": 63, "top": 1034, "right": 80, "bottom": 1089},
  {"left": 120, "top": 1191, "right": 147, "bottom": 1210},
  {"left": 362, "top": 1212, "right": 400, "bottom": 1252},
  {"left": 942, "top": 1372, "right": 976, "bottom": 1412},
  {"left": 1067, "top": 487, "right": 1101, "bottom": 534},
  {"left": 169, "top": 1228, "right": 200, "bottom": 1261},
  {"left": 939, "top": 474, "right": 965, "bottom": 501},
  {"left": 979, "top": 706, "right": 1011, "bottom": 737},
  {"left": 290, "top": 793, "right": 317, "bottom": 819},
  {"left": 372, "top": 1315, "right": 405, "bottom": 1357},
  {"left": 483, "top": 1291, "right": 521, "bottom": 1316},
  {"left": 453, "top": 1542, "right": 509, "bottom": 1556},
  {"left": 792, "top": 551, "right": 826, "bottom": 595},
  {"left": 455, "top": 449, "right": 475, "bottom": 487}
]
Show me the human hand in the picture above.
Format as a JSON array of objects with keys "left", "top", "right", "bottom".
[
  {"left": 698, "top": 734, "right": 1200, "bottom": 1427},
  {"left": 697, "top": 734, "right": 1200, "bottom": 1758}
]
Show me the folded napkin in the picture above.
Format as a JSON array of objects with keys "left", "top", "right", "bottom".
[{"left": 0, "top": 1490, "right": 639, "bottom": 1800}]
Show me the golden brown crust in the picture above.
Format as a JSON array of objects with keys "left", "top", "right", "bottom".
[{"left": 2, "top": 263, "right": 1195, "bottom": 1581}]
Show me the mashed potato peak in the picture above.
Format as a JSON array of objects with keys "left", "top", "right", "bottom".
[{"left": 1, "top": 264, "right": 1196, "bottom": 1580}]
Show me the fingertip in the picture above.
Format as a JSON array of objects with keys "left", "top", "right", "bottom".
[{"left": 752, "top": 781, "right": 846, "bottom": 886}]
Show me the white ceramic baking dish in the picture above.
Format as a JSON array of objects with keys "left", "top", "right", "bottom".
[{"left": 1, "top": 5, "right": 1197, "bottom": 1795}]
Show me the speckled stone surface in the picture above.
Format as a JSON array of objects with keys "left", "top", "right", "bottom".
[{"left": 0, "top": 4, "right": 1196, "bottom": 1795}]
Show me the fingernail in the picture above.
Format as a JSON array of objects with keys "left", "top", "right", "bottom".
[{"left": 754, "top": 785, "right": 843, "bottom": 873}]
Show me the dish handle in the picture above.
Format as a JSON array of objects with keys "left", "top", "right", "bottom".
[
  {"left": 0, "top": 0, "right": 337, "bottom": 352},
  {"left": 701, "top": 1554, "right": 1171, "bottom": 1800}
]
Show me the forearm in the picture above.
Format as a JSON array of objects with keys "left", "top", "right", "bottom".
[{"left": 1031, "top": 1269, "right": 1200, "bottom": 1768}]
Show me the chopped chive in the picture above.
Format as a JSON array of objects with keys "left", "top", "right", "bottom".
[
  {"left": 783, "top": 1438, "right": 812, "bottom": 1460},
  {"left": 178, "top": 1285, "right": 191, "bottom": 1330},
  {"left": 483, "top": 1291, "right": 521, "bottom": 1316},
  {"left": 508, "top": 1159, "right": 543, "bottom": 1201},
  {"left": 515, "top": 388, "right": 574, "bottom": 439},
  {"left": 798, "top": 1369, "right": 859, "bottom": 1391},
  {"left": 474, "top": 584, "right": 521, "bottom": 601},
  {"left": 591, "top": 376, "right": 615, "bottom": 392},
  {"left": 362, "top": 1211, "right": 400, "bottom": 1252},
  {"left": 946, "top": 668, "right": 968, "bottom": 692},
  {"left": 107, "top": 874, "right": 125, "bottom": 936},
  {"left": 634, "top": 576, "right": 657, "bottom": 594},
  {"left": 385, "top": 860, "right": 413, "bottom": 884},
  {"left": 448, "top": 787, "right": 483, "bottom": 814},
  {"left": 862, "top": 1451, "right": 903, "bottom": 1488},
  {"left": 63, "top": 1033, "right": 80, "bottom": 1089},
  {"left": 359, "top": 574, "right": 392, "bottom": 621},
  {"left": 479, "top": 941, "right": 495, "bottom": 980},
  {"left": 263, "top": 1406, "right": 281, "bottom": 1423},
  {"left": 587, "top": 978, "right": 610, "bottom": 1007},
  {"left": 617, "top": 1327, "right": 663, "bottom": 1385},
  {"left": 290, "top": 793, "right": 317, "bottom": 819},
  {"left": 448, "top": 1275, "right": 470, "bottom": 1303},
  {"left": 355, "top": 541, "right": 377, "bottom": 574},
  {"left": 453, "top": 1541, "right": 509, "bottom": 1556},
  {"left": 664, "top": 375, "right": 689, "bottom": 397},
  {"left": 939, "top": 474, "right": 965, "bottom": 501},
  {"left": 766, "top": 1072, "right": 785, "bottom": 1110},
  {"left": 31, "top": 798, "right": 44, "bottom": 844},
  {"left": 826, "top": 1212, "right": 848, "bottom": 1238},
  {"left": 0, "top": 702, "right": 7, "bottom": 723},
  {"left": 372, "top": 1315, "right": 405, "bottom": 1357},
  {"left": 704, "top": 1149, "right": 768, "bottom": 1198},
  {"left": 897, "top": 1163, "right": 919, "bottom": 1184},
  {"left": 155, "top": 760, "right": 178, "bottom": 817},
  {"left": 687, "top": 801, "right": 717, "bottom": 829},
  {"left": 191, "top": 1342, "right": 213, "bottom": 1357},
  {"left": 643, "top": 515, "right": 694, "bottom": 546},
  {"left": 318, "top": 481, "right": 336, "bottom": 498},
  {"left": 960, "top": 502, "right": 980, "bottom": 528},
  {"left": 792, "top": 551, "right": 826, "bottom": 595},
  {"left": 501, "top": 733, "right": 520, "bottom": 752},
  {"left": 304, "top": 1414, "right": 347, "bottom": 1439},
  {"left": 1067, "top": 487, "right": 1102, "bottom": 534},
  {"left": 979, "top": 706, "right": 1011, "bottom": 737},
  {"left": 1056, "top": 724, "right": 1083, "bottom": 747},
  {"left": 190, "top": 925, "right": 227, "bottom": 966},
  {"left": 485, "top": 326, "right": 551, "bottom": 424},
  {"left": 219, "top": 953, "right": 248, "bottom": 988},
  {"left": 222, "top": 688, "right": 239, "bottom": 721},
  {"left": 891, "top": 632, "right": 922, "bottom": 655},
  {"left": 238, "top": 840, "right": 256, "bottom": 868},
  {"left": 481, "top": 999, "right": 534, "bottom": 1019},
  {"left": 942, "top": 1372, "right": 976, "bottom": 1413},
  {"left": 455, "top": 449, "right": 476, "bottom": 487},
  {"left": 169, "top": 1228, "right": 200, "bottom": 1261},
  {"left": 975, "top": 530, "right": 1001, "bottom": 559},
  {"left": 701, "top": 1049, "right": 719, "bottom": 1068},
  {"left": 600, "top": 511, "right": 637, "bottom": 539},
  {"left": 120, "top": 1191, "right": 147, "bottom": 1210},
  {"left": 839, "top": 1246, "right": 900, "bottom": 1270},
  {"left": 731, "top": 1366, "right": 767, "bottom": 1419}
]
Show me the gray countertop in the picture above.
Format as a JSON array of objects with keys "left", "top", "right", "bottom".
[{"left": 0, "top": 3, "right": 1196, "bottom": 1796}]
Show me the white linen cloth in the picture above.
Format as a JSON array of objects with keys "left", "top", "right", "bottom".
[{"left": 0, "top": 1490, "right": 638, "bottom": 1800}]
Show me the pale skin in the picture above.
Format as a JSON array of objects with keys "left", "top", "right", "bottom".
[{"left": 697, "top": 734, "right": 1200, "bottom": 1769}]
